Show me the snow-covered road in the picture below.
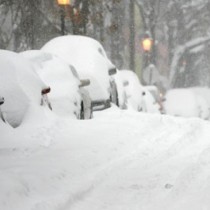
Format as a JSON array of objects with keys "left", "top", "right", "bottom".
[{"left": 1, "top": 106, "right": 210, "bottom": 210}]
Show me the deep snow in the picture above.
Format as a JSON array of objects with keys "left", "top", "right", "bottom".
[{"left": 1, "top": 105, "right": 210, "bottom": 210}]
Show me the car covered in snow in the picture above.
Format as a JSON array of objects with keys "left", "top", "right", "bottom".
[
  {"left": 20, "top": 50, "right": 92, "bottom": 119},
  {"left": 41, "top": 35, "right": 117, "bottom": 111},
  {"left": 141, "top": 88, "right": 161, "bottom": 113},
  {"left": 142, "top": 85, "right": 163, "bottom": 113},
  {"left": 0, "top": 50, "right": 51, "bottom": 128},
  {"left": 114, "top": 70, "right": 143, "bottom": 111},
  {"left": 114, "top": 70, "right": 161, "bottom": 113},
  {"left": 163, "top": 87, "right": 210, "bottom": 119}
]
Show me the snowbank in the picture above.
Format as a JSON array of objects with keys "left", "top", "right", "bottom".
[{"left": 1, "top": 107, "right": 210, "bottom": 210}]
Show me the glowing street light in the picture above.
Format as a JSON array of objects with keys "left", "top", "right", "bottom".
[
  {"left": 57, "top": 0, "right": 70, "bottom": 5},
  {"left": 141, "top": 33, "right": 154, "bottom": 85},
  {"left": 142, "top": 37, "right": 153, "bottom": 52},
  {"left": 57, "top": 0, "right": 71, "bottom": 35}
]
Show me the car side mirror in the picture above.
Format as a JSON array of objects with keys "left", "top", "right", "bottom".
[
  {"left": 41, "top": 87, "right": 51, "bottom": 95},
  {"left": 79, "top": 79, "right": 90, "bottom": 88},
  {"left": 108, "top": 67, "right": 117, "bottom": 76},
  {"left": 0, "top": 97, "right": 4, "bottom": 106},
  {"left": 123, "top": 80, "right": 129, "bottom": 87}
]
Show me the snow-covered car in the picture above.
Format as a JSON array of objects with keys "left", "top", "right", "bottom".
[
  {"left": 114, "top": 70, "right": 143, "bottom": 111},
  {"left": 0, "top": 97, "right": 5, "bottom": 122},
  {"left": 20, "top": 50, "right": 92, "bottom": 119},
  {"left": 41, "top": 35, "right": 117, "bottom": 111},
  {"left": 142, "top": 85, "right": 164, "bottom": 113},
  {"left": 163, "top": 87, "right": 210, "bottom": 119},
  {"left": 0, "top": 50, "right": 52, "bottom": 128},
  {"left": 141, "top": 88, "right": 161, "bottom": 113},
  {"left": 115, "top": 70, "right": 161, "bottom": 113}
]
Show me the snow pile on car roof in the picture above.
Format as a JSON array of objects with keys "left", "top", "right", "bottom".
[{"left": 41, "top": 35, "right": 112, "bottom": 100}]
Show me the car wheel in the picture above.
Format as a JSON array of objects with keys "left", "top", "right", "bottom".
[
  {"left": 110, "top": 81, "right": 119, "bottom": 106},
  {"left": 80, "top": 101, "right": 85, "bottom": 120}
]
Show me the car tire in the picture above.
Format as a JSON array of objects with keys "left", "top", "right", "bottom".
[
  {"left": 80, "top": 101, "right": 85, "bottom": 120},
  {"left": 110, "top": 81, "right": 119, "bottom": 106}
]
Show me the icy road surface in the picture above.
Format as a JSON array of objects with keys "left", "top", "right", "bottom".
[{"left": 1, "top": 106, "right": 210, "bottom": 210}]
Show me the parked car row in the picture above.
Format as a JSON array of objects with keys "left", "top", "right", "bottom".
[{"left": 0, "top": 35, "right": 162, "bottom": 127}]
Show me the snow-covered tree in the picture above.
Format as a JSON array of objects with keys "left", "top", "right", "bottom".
[
  {"left": 136, "top": 0, "right": 210, "bottom": 90},
  {"left": 0, "top": 0, "right": 60, "bottom": 51},
  {"left": 165, "top": 0, "right": 210, "bottom": 88}
]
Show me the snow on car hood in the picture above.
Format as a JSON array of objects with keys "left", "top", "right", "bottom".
[{"left": 41, "top": 35, "right": 112, "bottom": 101}]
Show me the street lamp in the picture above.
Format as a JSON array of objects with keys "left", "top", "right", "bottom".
[
  {"left": 57, "top": 0, "right": 71, "bottom": 35},
  {"left": 142, "top": 37, "right": 153, "bottom": 52},
  {"left": 141, "top": 34, "right": 153, "bottom": 68},
  {"left": 141, "top": 33, "right": 153, "bottom": 85}
]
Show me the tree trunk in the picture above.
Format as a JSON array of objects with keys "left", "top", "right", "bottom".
[{"left": 129, "top": 0, "right": 135, "bottom": 72}]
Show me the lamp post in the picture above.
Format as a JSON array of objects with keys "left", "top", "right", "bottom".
[
  {"left": 57, "top": 0, "right": 70, "bottom": 35},
  {"left": 142, "top": 35, "right": 153, "bottom": 66},
  {"left": 141, "top": 33, "right": 153, "bottom": 84}
]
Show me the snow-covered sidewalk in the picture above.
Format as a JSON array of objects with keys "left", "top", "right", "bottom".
[{"left": 1, "top": 106, "right": 210, "bottom": 210}]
